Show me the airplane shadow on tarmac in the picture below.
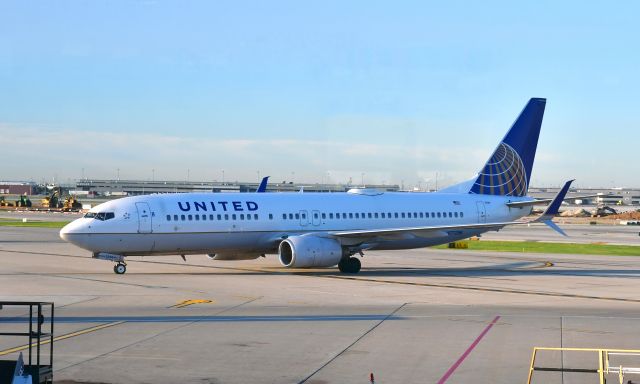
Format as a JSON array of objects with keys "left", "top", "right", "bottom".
[{"left": 123, "top": 259, "right": 640, "bottom": 279}]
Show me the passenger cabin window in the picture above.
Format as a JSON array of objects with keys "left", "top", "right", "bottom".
[
  {"left": 321, "top": 213, "right": 326, "bottom": 219},
  {"left": 329, "top": 213, "right": 334, "bottom": 219},
  {"left": 166, "top": 215, "right": 171, "bottom": 221},
  {"left": 188, "top": 214, "right": 193, "bottom": 221},
  {"left": 174, "top": 215, "right": 178, "bottom": 221},
  {"left": 269, "top": 214, "right": 273, "bottom": 220},
  {"left": 254, "top": 214, "right": 258, "bottom": 220},
  {"left": 181, "top": 215, "right": 186, "bottom": 221},
  {"left": 210, "top": 214, "right": 214, "bottom": 220},
  {"left": 295, "top": 213, "right": 300, "bottom": 220}
]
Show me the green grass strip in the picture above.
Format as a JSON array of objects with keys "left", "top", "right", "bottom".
[
  {"left": 435, "top": 240, "right": 640, "bottom": 256},
  {"left": 0, "top": 220, "right": 71, "bottom": 228}
]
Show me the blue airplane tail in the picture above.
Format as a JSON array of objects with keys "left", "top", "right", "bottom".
[{"left": 469, "top": 98, "right": 546, "bottom": 196}]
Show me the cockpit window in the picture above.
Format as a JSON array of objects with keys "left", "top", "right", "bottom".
[{"left": 86, "top": 212, "right": 115, "bottom": 221}]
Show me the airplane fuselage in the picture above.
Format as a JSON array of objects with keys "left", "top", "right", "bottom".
[{"left": 60, "top": 189, "right": 532, "bottom": 257}]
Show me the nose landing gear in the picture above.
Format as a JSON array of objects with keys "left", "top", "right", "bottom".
[
  {"left": 113, "top": 262, "right": 127, "bottom": 274},
  {"left": 93, "top": 253, "right": 128, "bottom": 275}
]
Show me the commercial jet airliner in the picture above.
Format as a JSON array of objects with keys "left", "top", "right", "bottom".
[{"left": 60, "top": 98, "right": 574, "bottom": 274}]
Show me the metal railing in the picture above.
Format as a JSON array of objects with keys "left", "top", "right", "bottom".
[{"left": 528, "top": 347, "right": 640, "bottom": 384}]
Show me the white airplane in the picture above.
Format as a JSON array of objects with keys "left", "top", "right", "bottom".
[{"left": 60, "top": 98, "right": 573, "bottom": 275}]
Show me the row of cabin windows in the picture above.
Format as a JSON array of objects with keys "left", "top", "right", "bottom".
[
  {"left": 167, "top": 213, "right": 259, "bottom": 222},
  {"left": 281, "top": 211, "right": 464, "bottom": 220},
  {"left": 167, "top": 211, "right": 464, "bottom": 223}
]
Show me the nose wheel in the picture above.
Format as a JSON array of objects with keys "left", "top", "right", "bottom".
[{"left": 113, "top": 263, "right": 127, "bottom": 274}]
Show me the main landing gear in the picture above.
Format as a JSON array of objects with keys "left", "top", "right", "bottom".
[
  {"left": 113, "top": 262, "right": 127, "bottom": 275},
  {"left": 338, "top": 257, "right": 361, "bottom": 274}
]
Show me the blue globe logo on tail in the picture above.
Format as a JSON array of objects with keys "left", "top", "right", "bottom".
[
  {"left": 468, "top": 98, "right": 546, "bottom": 197},
  {"left": 470, "top": 142, "right": 527, "bottom": 196}
]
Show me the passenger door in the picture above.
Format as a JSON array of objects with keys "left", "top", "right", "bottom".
[
  {"left": 136, "top": 202, "right": 153, "bottom": 233},
  {"left": 312, "top": 210, "right": 321, "bottom": 226}
]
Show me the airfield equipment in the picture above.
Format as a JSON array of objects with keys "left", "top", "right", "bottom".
[{"left": 15, "top": 195, "right": 32, "bottom": 208}]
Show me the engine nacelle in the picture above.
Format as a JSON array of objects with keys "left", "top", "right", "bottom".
[
  {"left": 207, "top": 253, "right": 261, "bottom": 261},
  {"left": 278, "top": 235, "right": 344, "bottom": 268}
]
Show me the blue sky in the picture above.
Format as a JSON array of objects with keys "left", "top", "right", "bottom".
[{"left": 1, "top": 1, "right": 638, "bottom": 188}]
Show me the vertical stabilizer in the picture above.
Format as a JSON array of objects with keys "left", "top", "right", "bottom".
[{"left": 469, "top": 98, "right": 546, "bottom": 196}]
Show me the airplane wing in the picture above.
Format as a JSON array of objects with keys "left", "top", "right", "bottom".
[
  {"left": 328, "top": 221, "right": 516, "bottom": 240},
  {"left": 506, "top": 193, "right": 601, "bottom": 208},
  {"left": 330, "top": 179, "right": 575, "bottom": 241}
]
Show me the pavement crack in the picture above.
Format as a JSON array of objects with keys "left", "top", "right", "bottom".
[{"left": 297, "top": 302, "right": 407, "bottom": 384}]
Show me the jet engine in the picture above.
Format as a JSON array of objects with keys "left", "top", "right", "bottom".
[
  {"left": 207, "top": 253, "right": 261, "bottom": 261},
  {"left": 278, "top": 235, "right": 344, "bottom": 268}
]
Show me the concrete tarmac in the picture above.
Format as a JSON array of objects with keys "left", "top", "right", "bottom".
[{"left": 1, "top": 224, "right": 640, "bottom": 383}]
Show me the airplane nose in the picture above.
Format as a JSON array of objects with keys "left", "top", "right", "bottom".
[
  {"left": 59, "top": 219, "right": 89, "bottom": 246},
  {"left": 59, "top": 221, "right": 73, "bottom": 241}
]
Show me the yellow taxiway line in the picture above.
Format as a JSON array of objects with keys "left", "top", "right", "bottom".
[{"left": 0, "top": 321, "right": 126, "bottom": 356}]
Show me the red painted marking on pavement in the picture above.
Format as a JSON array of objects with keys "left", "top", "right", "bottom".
[{"left": 437, "top": 315, "right": 501, "bottom": 384}]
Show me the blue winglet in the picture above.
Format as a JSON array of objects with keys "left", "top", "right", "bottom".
[
  {"left": 542, "top": 179, "right": 574, "bottom": 216},
  {"left": 536, "top": 179, "right": 574, "bottom": 237},
  {"left": 257, "top": 176, "right": 269, "bottom": 192}
]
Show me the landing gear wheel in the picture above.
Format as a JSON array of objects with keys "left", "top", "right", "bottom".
[
  {"left": 338, "top": 257, "right": 361, "bottom": 274},
  {"left": 114, "top": 263, "right": 127, "bottom": 275}
]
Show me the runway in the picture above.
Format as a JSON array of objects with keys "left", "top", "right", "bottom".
[{"left": 1, "top": 223, "right": 640, "bottom": 383}]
